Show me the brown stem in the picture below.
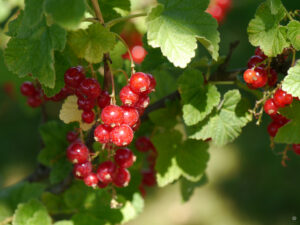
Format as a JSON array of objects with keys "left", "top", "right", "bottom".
[{"left": 90, "top": 0, "right": 104, "bottom": 24}]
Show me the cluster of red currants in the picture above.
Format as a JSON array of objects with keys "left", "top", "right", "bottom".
[
  {"left": 243, "top": 47, "right": 278, "bottom": 89},
  {"left": 206, "top": 0, "right": 232, "bottom": 23},
  {"left": 66, "top": 130, "right": 136, "bottom": 188},
  {"left": 135, "top": 137, "right": 157, "bottom": 197},
  {"left": 121, "top": 30, "right": 147, "bottom": 64},
  {"left": 20, "top": 81, "right": 44, "bottom": 107}
]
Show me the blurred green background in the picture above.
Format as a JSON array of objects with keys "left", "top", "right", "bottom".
[{"left": 0, "top": 0, "right": 300, "bottom": 224}]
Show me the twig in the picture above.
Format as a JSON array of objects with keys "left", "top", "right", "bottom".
[
  {"left": 106, "top": 13, "right": 147, "bottom": 28},
  {"left": 90, "top": 0, "right": 104, "bottom": 24}
]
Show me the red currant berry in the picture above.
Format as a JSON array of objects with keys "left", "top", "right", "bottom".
[
  {"left": 98, "top": 181, "right": 108, "bottom": 189},
  {"left": 84, "top": 173, "right": 99, "bottom": 188},
  {"left": 247, "top": 55, "right": 265, "bottom": 69},
  {"left": 121, "top": 106, "right": 139, "bottom": 127},
  {"left": 268, "top": 69, "right": 278, "bottom": 87},
  {"left": 113, "top": 167, "right": 131, "bottom": 188},
  {"left": 255, "top": 47, "right": 267, "bottom": 59},
  {"left": 94, "top": 124, "right": 111, "bottom": 144},
  {"left": 20, "top": 81, "right": 36, "bottom": 97},
  {"left": 142, "top": 169, "right": 156, "bottom": 187},
  {"left": 251, "top": 67, "right": 268, "bottom": 88},
  {"left": 64, "top": 66, "right": 85, "bottom": 88},
  {"left": 114, "top": 148, "right": 135, "bottom": 168},
  {"left": 207, "top": 5, "right": 224, "bottom": 23},
  {"left": 264, "top": 98, "right": 278, "bottom": 115},
  {"left": 135, "top": 94, "right": 150, "bottom": 109},
  {"left": 216, "top": 0, "right": 231, "bottom": 9},
  {"left": 110, "top": 125, "right": 134, "bottom": 146},
  {"left": 78, "top": 78, "right": 101, "bottom": 99},
  {"left": 292, "top": 144, "right": 300, "bottom": 155},
  {"left": 67, "top": 141, "right": 90, "bottom": 164},
  {"left": 135, "top": 137, "right": 154, "bottom": 152},
  {"left": 274, "top": 89, "right": 293, "bottom": 108},
  {"left": 66, "top": 131, "right": 79, "bottom": 143},
  {"left": 51, "top": 87, "right": 73, "bottom": 102},
  {"left": 120, "top": 85, "right": 140, "bottom": 106},
  {"left": 101, "top": 105, "right": 124, "bottom": 127},
  {"left": 146, "top": 74, "right": 156, "bottom": 93},
  {"left": 82, "top": 110, "right": 95, "bottom": 124},
  {"left": 73, "top": 161, "right": 92, "bottom": 179},
  {"left": 270, "top": 114, "right": 289, "bottom": 127},
  {"left": 27, "top": 95, "right": 42, "bottom": 108},
  {"left": 96, "top": 161, "right": 116, "bottom": 184},
  {"left": 97, "top": 91, "right": 110, "bottom": 108},
  {"left": 77, "top": 97, "right": 95, "bottom": 111},
  {"left": 267, "top": 121, "right": 280, "bottom": 137},
  {"left": 131, "top": 45, "right": 147, "bottom": 64},
  {"left": 132, "top": 119, "right": 141, "bottom": 131},
  {"left": 129, "top": 72, "right": 151, "bottom": 94},
  {"left": 243, "top": 69, "right": 256, "bottom": 84}
]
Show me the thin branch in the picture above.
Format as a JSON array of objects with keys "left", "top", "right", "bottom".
[
  {"left": 90, "top": 0, "right": 104, "bottom": 24},
  {"left": 106, "top": 13, "right": 147, "bottom": 28}
]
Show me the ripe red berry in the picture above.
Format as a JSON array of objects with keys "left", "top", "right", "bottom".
[
  {"left": 121, "top": 106, "right": 139, "bottom": 127},
  {"left": 267, "top": 121, "right": 280, "bottom": 137},
  {"left": 27, "top": 95, "right": 42, "bottom": 108},
  {"left": 67, "top": 141, "right": 90, "bottom": 164},
  {"left": 82, "top": 110, "right": 95, "bottom": 124},
  {"left": 97, "top": 91, "right": 110, "bottom": 108},
  {"left": 132, "top": 119, "right": 141, "bottom": 131},
  {"left": 110, "top": 125, "right": 134, "bottom": 146},
  {"left": 268, "top": 69, "right": 278, "bottom": 87},
  {"left": 131, "top": 45, "right": 147, "bottom": 64},
  {"left": 20, "top": 81, "right": 36, "bottom": 97},
  {"left": 78, "top": 78, "right": 101, "bottom": 99},
  {"left": 264, "top": 98, "right": 278, "bottom": 115},
  {"left": 96, "top": 161, "right": 116, "bottom": 184},
  {"left": 292, "top": 144, "right": 300, "bottom": 155},
  {"left": 73, "top": 161, "right": 92, "bottom": 179},
  {"left": 51, "top": 86, "right": 73, "bottom": 102},
  {"left": 135, "top": 137, "right": 154, "bottom": 152},
  {"left": 120, "top": 85, "right": 139, "bottom": 106},
  {"left": 142, "top": 169, "right": 156, "bottom": 187},
  {"left": 129, "top": 72, "right": 151, "bottom": 94},
  {"left": 98, "top": 181, "right": 108, "bottom": 189},
  {"left": 84, "top": 173, "right": 99, "bottom": 188},
  {"left": 66, "top": 131, "right": 79, "bottom": 143},
  {"left": 247, "top": 55, "right": 265, "bottom": 69},
  {"left": 94, "top": 124, "right": 111, "bottom": 144},
  {"left": 251, "top": 67, "right": 268, "bottom": 88},
  {"left": 101, "top": 105, "right": 124, "bottom": 127},
  {"left": 135, "top": 94, "right": 150, "bottom": 109},
  {"left": 77, "top": 97, "right": 95, "bottom": 111},
  {"left": 255, "top": 47, "right": 267, "bottom": 59},
  {"left": 114, "top": 148, "right": 135, "bottom": 168},
  {"left": 270, "top": 114, "right": 289, "bottom": 127},
  {"left": 207, "top": 5, "right": 224, "bottom": 23},
  {"left": 146, "top": 74, "right": 156, "bottom": 93},
  {"left": 274, "top": 89, "right": 293, "bottom": 108},
  {"left": 243, "top": 69, "right": 256, "bottom": 84},
  {"left": 64, "top": 66, "right": 85, "bottom": 88},
  {"left": 216, "top": 0, "right": 231, "bottom": 9},
  {"left": 113, "top": 167, "right": 131, "bottom": 187}
]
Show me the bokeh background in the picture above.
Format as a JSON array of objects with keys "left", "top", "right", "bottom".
[{"left": 0, "top": 0, "right": 300, "bottom": 224}]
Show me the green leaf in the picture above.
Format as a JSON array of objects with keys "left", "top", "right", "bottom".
[
  {"left": 44, "top": 0, "right": 86, "bottom": 29},
  {"left": 275, "top": 101, "right": 300, "bottom": 144},
  {"left": 287, "top": 21, "right": 300, "bottom": 51},
  {"left": 247, "top": 2, "right": 288, "bottom": 57},
  {"left": 4, "top": 0, "right": 67, "bottom": 88},
  {"left": 68, "top": 23, "right": 116, "bottom": 63},
  {"left": 180, "top": 175, "right": 207, "bottom": 202},
  {"left": 178, "top": 69, "right": 220, "bottom": 126},
  {"left": 267, "top": 0, "right": 282, "bottom": 14},
  {"left": 50, "top": 159, "right": 72, "bottom": 184},
  {"left": 152, "top": 130, "right": 209, "bottom": 187},
  {"left": 282, "top": 61, "right": 300, "bottom": 98},
  {"left": 146, "top": 0, "right": 219, "bottom": 68},
  {"left": 13, "top": 199, "right": 51, "bottom": 225},
  {"left": 54, "top": 221, "right": 74, "bottom": 225},
  {"left": 119, "top": 193, "right": 144, "bottom": 223},
  {"left": 187, "top": 90, "right": 252, "bottom": 146},
  {"left": 42, "top": 192, "right": 69, "bottom": 215},
  {"left": 72, "top": 213, "right": 106, "bottom": 225}
]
